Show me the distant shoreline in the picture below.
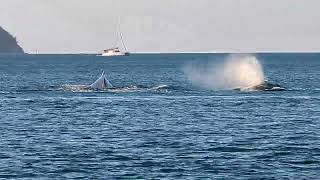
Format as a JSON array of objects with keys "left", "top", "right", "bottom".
[{"left": 0, "top": 26, "right": 24, "bottom": 53}]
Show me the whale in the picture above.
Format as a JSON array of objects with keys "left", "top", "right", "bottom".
[
  {"left": 250, "top": 81, "right": 285, "bottom": 91},
  {"left": 234, "top": 81, "right": 285, "bottom": 91},
  {"left": 90, "top": 71, "right": 113, "bottom": 90},
  {"left": 62, "top": 71, "right": 169, "bottom": 92}
]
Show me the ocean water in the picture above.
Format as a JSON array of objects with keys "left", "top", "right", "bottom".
[{"left": 0, "top": 53, "right": 319, "bottom": 179}]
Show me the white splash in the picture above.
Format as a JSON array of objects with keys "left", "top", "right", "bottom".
[{"left": 184, "top": 55, "right": 265, "bottom": 90}]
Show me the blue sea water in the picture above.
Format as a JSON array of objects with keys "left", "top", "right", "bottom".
[{"left": 0, "top": 53, "right": 319, "bottom": 179}]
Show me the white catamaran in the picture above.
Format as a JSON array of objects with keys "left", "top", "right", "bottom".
[{"left": 102, "top": 19, "right": 129, "bottom": 57}]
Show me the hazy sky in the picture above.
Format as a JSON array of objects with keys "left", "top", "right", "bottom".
[{"left": 1, "top": 0, "right": 320, "bottom": 53}]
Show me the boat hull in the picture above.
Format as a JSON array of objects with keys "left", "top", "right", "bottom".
[{"left": 101, "top": 52, "right": 129, "bottom": 57}]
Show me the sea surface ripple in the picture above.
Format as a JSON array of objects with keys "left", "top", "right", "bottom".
[{"left": 0, "top": 53, "right": 319, "bottom": 179}]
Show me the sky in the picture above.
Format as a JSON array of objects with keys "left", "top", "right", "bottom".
[{"left": 0, "top": 0, "right": 320, "bottom": 53}]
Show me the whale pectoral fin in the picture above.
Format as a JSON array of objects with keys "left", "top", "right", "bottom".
[
  {"left": 90, "top": 71, "right": 113, "bottom": 89},
  {"left": 104, "top": 77, "right": 113, "bottom": 88}
]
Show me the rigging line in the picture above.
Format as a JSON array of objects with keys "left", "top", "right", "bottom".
[
  {"left": 118, "top": 17, "right": 128, "bottom": 52},
  {"left": 119, "top": 29, "right": 128, "bottom": 52}
]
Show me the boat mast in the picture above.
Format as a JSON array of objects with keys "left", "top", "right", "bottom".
[
  {"left": 117, "top": 17, "right": 128, "bottom": 52},
  {"left": 119, "top": 29, "right": 128, "bottom": 52}
]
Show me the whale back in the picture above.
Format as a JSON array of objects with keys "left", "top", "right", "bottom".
[{"left": 90, "top": 71, "right": 113, "bottom": 89}]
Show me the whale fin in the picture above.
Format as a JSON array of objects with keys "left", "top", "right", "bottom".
[{"left": 90, "top": 71, "right": 113, "bottom": 89}]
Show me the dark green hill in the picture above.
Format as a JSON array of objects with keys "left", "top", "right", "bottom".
[{"left": 0, "top": 26, "right": 24, "bottom": 53}]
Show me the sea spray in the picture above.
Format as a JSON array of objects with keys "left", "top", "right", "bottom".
[{"left": 183, "top": 55, "right": 265, "bottom": 90}]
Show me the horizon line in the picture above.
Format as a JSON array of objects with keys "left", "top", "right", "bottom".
[{"left": 24, "top": 50, "right": 320, "bottom": 55}]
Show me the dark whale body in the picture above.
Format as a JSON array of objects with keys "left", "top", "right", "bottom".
[
  {"left": 234, "top": 81, "right": 285, "bottom": 91},
  {"left": 251, "top": 81, "right": 285, "bottom": 91}
]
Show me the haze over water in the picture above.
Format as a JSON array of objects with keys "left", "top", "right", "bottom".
[{"left": 0, "top": 53, "right": 320, "bottom": 179}]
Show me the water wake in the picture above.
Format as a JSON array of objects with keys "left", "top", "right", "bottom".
[
  {"left": 59, "top": 84, "right": 170, "bottom": 93},
  {"left": 183, "top": 54, "right": 268, "bottom": 91}
]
